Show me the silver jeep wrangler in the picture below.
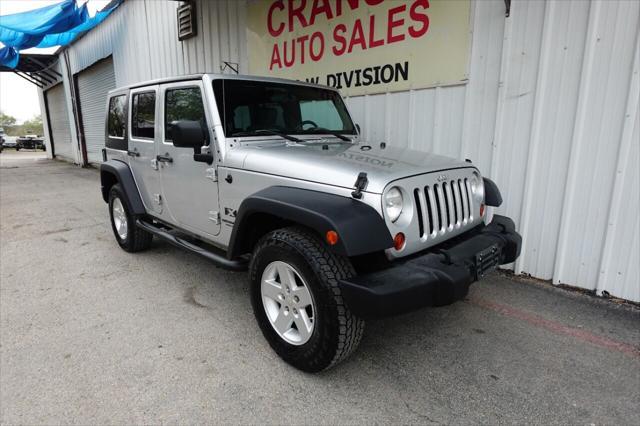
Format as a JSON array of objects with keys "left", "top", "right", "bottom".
[{"left": 100, "top": 74, "right": 521, "bottom": 372}]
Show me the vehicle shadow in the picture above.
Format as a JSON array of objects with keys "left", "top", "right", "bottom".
[{"left": 147, "top": 237, "right": 488, "bottom": 371}]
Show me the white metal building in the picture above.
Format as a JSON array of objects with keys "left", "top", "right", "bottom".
[{"left": 36, "top": 0, "right": 639, "bottom": 303}]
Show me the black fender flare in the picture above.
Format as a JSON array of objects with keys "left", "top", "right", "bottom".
[
  {"left": 227, "top": 186, "right": 393, "bottom": 258},
  {"left": 100, "top": 159, "right": 146, "bottom": 215},
  {"left": 483, "top": 177, "right": 503, "bottom": 207}
]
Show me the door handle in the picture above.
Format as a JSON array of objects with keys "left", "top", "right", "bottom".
[
  {"left": 127, "top": 150, "right": 139, "bottom": 157},
  {"left": 156, "top": 154, "right": 173, "bottom": 163}
]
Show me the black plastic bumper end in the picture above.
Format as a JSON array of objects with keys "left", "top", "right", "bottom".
[{"left": 339, "top": 215, "right": 522, "bottom": 319}]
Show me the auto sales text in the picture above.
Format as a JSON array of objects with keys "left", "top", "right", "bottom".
[{"left": 267, "top": 0, "right": 430, "bottom": 70}]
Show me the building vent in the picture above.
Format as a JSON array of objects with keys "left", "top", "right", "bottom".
[{"left": 177, "top": 2, "right": 197, "bottom": 41}]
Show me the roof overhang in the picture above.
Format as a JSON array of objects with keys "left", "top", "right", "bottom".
[{"left": 0, "top": 53, "right": 61, "bottom": 88}]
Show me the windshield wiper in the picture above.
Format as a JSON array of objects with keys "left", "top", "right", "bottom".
[
  {"left": 232, "top": 129, "right": 302, "bottom": 143},
  {"left": 304, "top": 128, "right": 353, "bottom": 142}
]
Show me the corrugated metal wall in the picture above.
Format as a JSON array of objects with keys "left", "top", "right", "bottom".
[
  {"left": 66, "top": 0, "right": 248, "bottom": 85},
  {"left": 502, "top": 0, "right": 639, "bottom": 303},
  {"left": 49, "top": 0, "right": 639, "bottom": 302},
  {"left": 76, "top": 57, "right": 116, "bottom": 164},
  {"left": 44, "top": 83, "right": 74, "bottom": 161}
]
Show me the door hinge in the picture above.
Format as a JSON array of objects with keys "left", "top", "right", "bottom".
[
  {"left": 205, "top": 168, "right": 218, "bottom": 182},
  {"left": 151, "top": 158, "right": 159, "bottom": 170},
  {"left": 208, "top": 210, "right": 220, "bottom": 224},
  {"left": 153, "top": 194, "right": 162, "bottom": 205}
]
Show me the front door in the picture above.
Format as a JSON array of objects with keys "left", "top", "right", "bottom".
[
  {"left": 158, "top": 81, "right": 220, "bottom": 238},
  {"left": 127, "top": 86, "right": 162, "bottom": 214}
]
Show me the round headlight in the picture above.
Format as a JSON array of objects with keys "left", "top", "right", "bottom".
[
  {"left": 384, "top": 187, "right": 403, "bottom": 223},
  {"left": 470, "top": 175, "right": 485, "bottom": 202}
]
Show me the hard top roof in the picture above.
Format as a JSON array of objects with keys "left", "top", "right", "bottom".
[{"left": 108, "top": 73, "right": 335, "bottom": 95}]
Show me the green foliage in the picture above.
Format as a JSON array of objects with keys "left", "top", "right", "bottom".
[
  {"left": 21, "top": 115, "right": 43, "bottom": 135},
  {"left": 2, "top": 115, "right": 44, "bottom": 137},
  {"left": 0, "top": 111, "right": 17, "bottom": 127}
]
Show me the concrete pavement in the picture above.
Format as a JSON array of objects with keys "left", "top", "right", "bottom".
[{"left": 1, "top": 152, "right": 639, "bottom": 424}]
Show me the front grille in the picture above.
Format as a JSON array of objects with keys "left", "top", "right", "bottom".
[
  {"left": 385, "top": 168, "right": 482, "bottom": 259},
  {"left": 413, "top": 178, "right": 474, "bottom": 240}
]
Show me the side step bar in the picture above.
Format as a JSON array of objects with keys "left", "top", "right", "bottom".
[{"left": 136, "top": 219, "right": 248, "bottom": 271}]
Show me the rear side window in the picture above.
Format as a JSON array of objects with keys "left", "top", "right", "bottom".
[
  {"left": 107, "top": 95, "right": 126, "bottom": 138},
  {"left": 131, "top": 92, "right": 155, "bottom": 139},
  {"left": 164, "top": 87, "right": 206, "bottom": 141}
]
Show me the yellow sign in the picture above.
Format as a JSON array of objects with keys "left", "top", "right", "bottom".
[{"left": 247, "top": 0, "right": 471, "bottom": 96}]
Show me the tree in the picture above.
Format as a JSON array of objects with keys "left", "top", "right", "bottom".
[
  {"left": 22, "top": 115, "right": 43, "bottom": 135},
  {"left": 0, "top": 111, "right": 16, "bottom": 127}
]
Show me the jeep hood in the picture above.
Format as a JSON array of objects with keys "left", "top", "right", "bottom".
[{"left": 225, "top": 142, "right": 472, "bottom": 194}]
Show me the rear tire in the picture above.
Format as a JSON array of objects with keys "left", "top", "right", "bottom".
[
  {"left": 108, "top": 184, "right": 152, "bottom": 252},
  {"left": 249, "top": 227, "right": 365, "bottom": 372}
]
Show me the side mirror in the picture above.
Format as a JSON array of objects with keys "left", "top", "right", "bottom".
[
  {"left": 171, "top": 120, "right": 205, "bottom": 150},
  {"left": 171, "top": 120, "right": 213, "bottom": 165}
]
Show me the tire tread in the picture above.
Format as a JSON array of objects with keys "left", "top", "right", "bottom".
[
  {"left": 250, "top": 226, "right": 364, "bottom": 371},
  {"left": 109, "top": 184, "right": 152, "bottom": 253}
]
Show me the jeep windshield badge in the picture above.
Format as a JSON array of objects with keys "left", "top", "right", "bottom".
[{"left": 351, "top": 172, "right": 368, "bottom": 199}]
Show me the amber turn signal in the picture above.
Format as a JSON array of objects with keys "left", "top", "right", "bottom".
[
  {"left": 393, "top": 232, "right": 405, "bottom": 251},
  {"left": 480, "top": 203, "right": 486, "bottom": 217},
  {"left": 326, "top": 230, "right": 339, "bottom": 246}
]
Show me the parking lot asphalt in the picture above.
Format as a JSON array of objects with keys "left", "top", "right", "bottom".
[{"left": 1, "top": 152, "right": 639, "bottom": 424}]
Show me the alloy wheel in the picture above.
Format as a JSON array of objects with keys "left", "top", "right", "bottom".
[
  {"left": 111, "top": 197, "right": 128, "bottom": 240},
  {"left": 261, "top": 261, "right": 315, "bottom": 345}
]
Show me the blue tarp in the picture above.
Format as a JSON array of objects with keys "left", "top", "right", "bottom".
[
  {"left": 0, "top": 0, "right": 119, "bottom": 68},
  {"left": 37, "top": 6, "right": 114, "bottom": 49}
]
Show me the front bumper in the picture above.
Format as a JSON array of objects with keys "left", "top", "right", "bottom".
[{"left": 339, "top": 215, "right": 522, "bottom": 318}]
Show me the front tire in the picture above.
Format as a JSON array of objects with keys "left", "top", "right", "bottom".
[
  {"left": 249, "top": 227, "right": 365, "bottom": 372},
  {"left": 108, "top": 184, "right": 152, "bottom": 252}
]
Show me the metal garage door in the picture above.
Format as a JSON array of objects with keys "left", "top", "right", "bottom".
[
  {"left": 76, "top": 57, "right": 116, "bottom": 164},
  {"left": 45, "top": 83, "right": 73, "bottom": 161}
]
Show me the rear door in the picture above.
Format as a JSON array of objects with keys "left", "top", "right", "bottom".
[
  {"left": 126, "top": 87, "right": 162, "bottom": 214},
  {"left": 158, "top": 80, "right": 220, "bottom": 238}
]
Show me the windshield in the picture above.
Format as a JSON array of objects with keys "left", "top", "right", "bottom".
[{"left": 212, "top": 79, "right": 356, "bottom": 138}]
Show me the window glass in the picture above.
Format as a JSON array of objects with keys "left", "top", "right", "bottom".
[
  {"left": 108, "top": 95, "right": 126, "bottom": 138},
  {"left": 233, "top": 105, "right": 250, "bottom": 130},
  {"left": 232, "top": 103, "right": 285, "bottom": 132},
  {"left": 131, "top": 92, "right": 155, "bottom": 139},
  {"left": 300, "top": 100, "right": 343, "bottom": 130},
  {"left": 211, "top": 79, "right": 355, "bottom": 137},
  {"left": 164, "top": 87, "right": 206, "bottom": 141}
]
